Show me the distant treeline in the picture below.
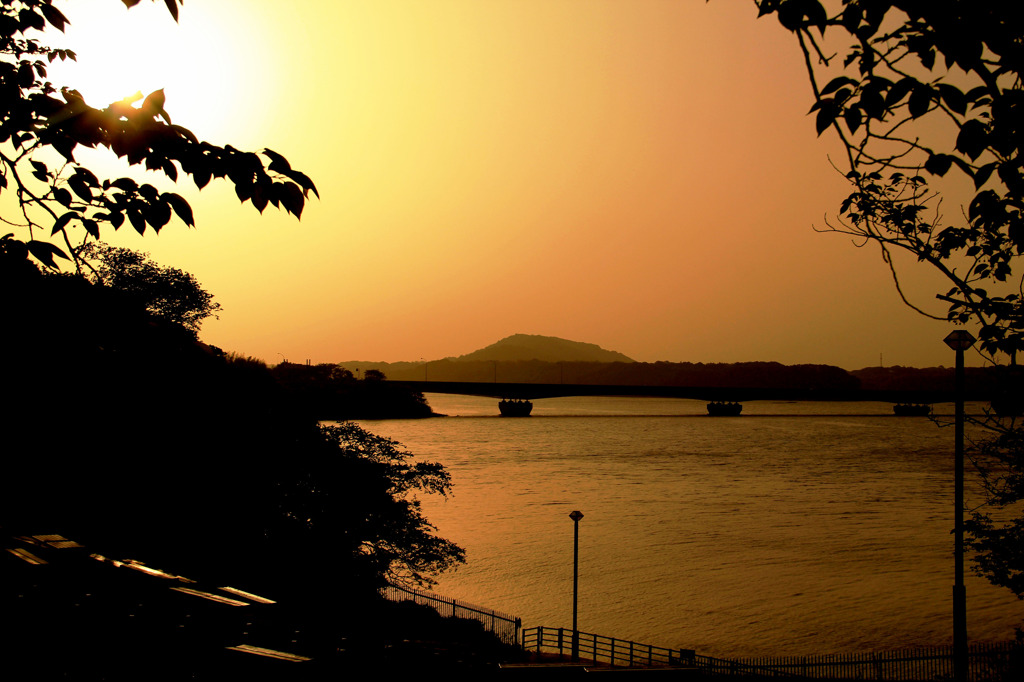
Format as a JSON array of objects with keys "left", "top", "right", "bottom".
[
  {"left": 270, "top": 362, "right": 434, "bottom": 420},
  {"left": 334, "top": 359, "right": 1019, "bottom": 398},
  {"left": 850, "top": 365, "right": 1018, "bottom": 397}
]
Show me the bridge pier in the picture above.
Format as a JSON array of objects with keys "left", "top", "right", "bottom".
[
  {"left": 706, "top": 401, "right": 742, "bottom": 416},
  {"left": 498, "top": 398, "right": 533, "bottom": 417}
]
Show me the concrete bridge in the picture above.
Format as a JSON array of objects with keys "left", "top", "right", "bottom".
[{"left": 390, "top": 380, "right": 965, "bottom": 406}]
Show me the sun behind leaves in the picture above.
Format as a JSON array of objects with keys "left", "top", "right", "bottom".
[
  {"left": 2, "top": 0, "right": 466, "bottom": 598},
  {"left": 1, "top": 0, "right": 317, "bottom": 271}
]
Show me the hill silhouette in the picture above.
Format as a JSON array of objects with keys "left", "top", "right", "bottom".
[
  {"left": 452, "top": 334, "right": 634, "bottom": 363},
  {"left": 334, "top": 334, "right": 634, "bottom": 379},
  {"left": 331, "top": 336, "right": 1009, "bottom": 398}
]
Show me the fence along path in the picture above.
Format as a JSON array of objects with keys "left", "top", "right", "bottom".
[
  {"left": 380, "top": 584, "right": 521, "bottom": 646},
  {"left": 523, "top": 626, "right": 696, "bottom": 668},
  {"left": 712, "top": 643, "right": 1021, "bottom": 681},
  {"left": 522, "top": 626, "right": 1021, "bottom": 681},
  {"left": 378, "top": 586, "right": 1020, "bottom": 680}
]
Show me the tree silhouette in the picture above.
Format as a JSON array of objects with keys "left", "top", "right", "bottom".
[
  {"left": 1, "top": 0, "right": 463, "bottom": 593},
  {"left": 754, "top": 0, "right": 1021, "bottom": 359},
  {"left": 270, "top": 422, "right": 465, "bottom": 588},
  {"left": 754, "top": 0, "right": 1024, "bottom": 602},
  {"left": 78, "top": 242, "right": 221, "bottom": 336},
  {"left": 1, "top": 0, "right": 317, "bottom": 271}
]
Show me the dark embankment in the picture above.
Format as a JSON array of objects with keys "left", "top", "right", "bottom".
[
  {"left": 269, "top": 361, "right": 435, "bottom": 420},
  {"left": 1, "top": 253, "right": 500, "bottom": 676}
]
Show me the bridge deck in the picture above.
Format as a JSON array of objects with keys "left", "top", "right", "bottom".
[{"left": 391, "top": 381, "right": 965, "bottom": 403}]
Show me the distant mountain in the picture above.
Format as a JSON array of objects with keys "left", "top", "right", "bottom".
[
  {"left": 453, "top": 334, "right": 634, "bottom": 363},
  {"left": 332, "top": 335, "right": 877, "bottom": 392}
]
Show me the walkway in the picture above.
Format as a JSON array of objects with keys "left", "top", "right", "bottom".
[{"left": 1, "top": 528, "right": 520, "bottom": 678}]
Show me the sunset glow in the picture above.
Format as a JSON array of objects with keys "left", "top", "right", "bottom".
[
  {"left": 43, "top": 0, "right": 967, "bottom": 368},
  {"left": 8, "top": 4, "right": 1023, "bottom": 669}
]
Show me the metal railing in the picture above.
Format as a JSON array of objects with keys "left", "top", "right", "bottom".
[
  {"left": 522, "top": 628, "right": 1021, "bottom": 681},
  {"left": 380, "top": 583, "right": 521, "bottom": 646},
  {"left": 703, "top": 642, "right": 1022, "bottom": 681},
  {"left": 522, "top": 626, "right": 697, "bottom": 668}
]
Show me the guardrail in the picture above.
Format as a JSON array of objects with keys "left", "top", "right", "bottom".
[
  {"left": 380, "top": 584, "right": 521, "bottom": 646},
  {"left": 522, "top": 626, "right": 697, "bottom": 668},
  {"left": 522, "top": 629, "right": 1021, "bottom": 680},
  {"left": 709, "top": 642, "right": 1022, "bottom": 681}
]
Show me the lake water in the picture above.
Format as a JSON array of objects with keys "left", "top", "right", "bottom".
[{"left": 354, "top": 395, "right": 1022, "bottom": 658}]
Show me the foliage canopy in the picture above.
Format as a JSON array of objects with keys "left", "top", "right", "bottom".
[
  {"left": 78, "top": 241, "right": 221, "bottom": 335},
  {"left": 272, "top": 422, "right": 465, "bottom": 587},
  {"left": 754, "top": 0, "right": 1022, "bottom": 360},
  {"left": 2, "top": 0, "right": 463, "bottom": 593},
  {"left": 1, "top": 0, "right": 317, "bottom": 271},
  {"left": 754, "top": 0, "right": 1024, "bottom": 604}
]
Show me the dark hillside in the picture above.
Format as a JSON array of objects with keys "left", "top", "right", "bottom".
[{"left": 453, "top": 333, "right": 634, "bottom": 363}]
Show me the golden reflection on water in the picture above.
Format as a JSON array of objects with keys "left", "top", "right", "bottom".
[{"left": 358, "top": 396, "right": 1019, "bottom": 658}]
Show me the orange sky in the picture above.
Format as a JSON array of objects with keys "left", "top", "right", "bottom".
[{"left": 41, "top": 0, "right": 975, "bottom": 369}]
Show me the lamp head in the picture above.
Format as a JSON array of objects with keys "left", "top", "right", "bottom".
[{"left": 944, "top": 330, "right": 977, "bottom": 351}]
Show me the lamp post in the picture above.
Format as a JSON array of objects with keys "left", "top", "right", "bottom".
[
  {"left": 569, "top": 510, "right": 584, "bottom": 661},
  {"left": 943, "top": 329, "right": 975, "bottom": 682}
]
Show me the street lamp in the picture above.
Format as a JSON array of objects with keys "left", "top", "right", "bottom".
[
  {"left": 569, "top": 510, "right": 584, "bottom": 661},
  {"left": 943, "top": 329, "right": 975, "bottom": 682}
]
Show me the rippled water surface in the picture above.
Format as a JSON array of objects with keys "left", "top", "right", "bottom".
[{"left": 355, "top": 395, "right": 1021, "bottom": 657}]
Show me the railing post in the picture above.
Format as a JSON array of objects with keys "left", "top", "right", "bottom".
[{"left": 557, "top": 627, "right": 563, "bottom": 657}]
